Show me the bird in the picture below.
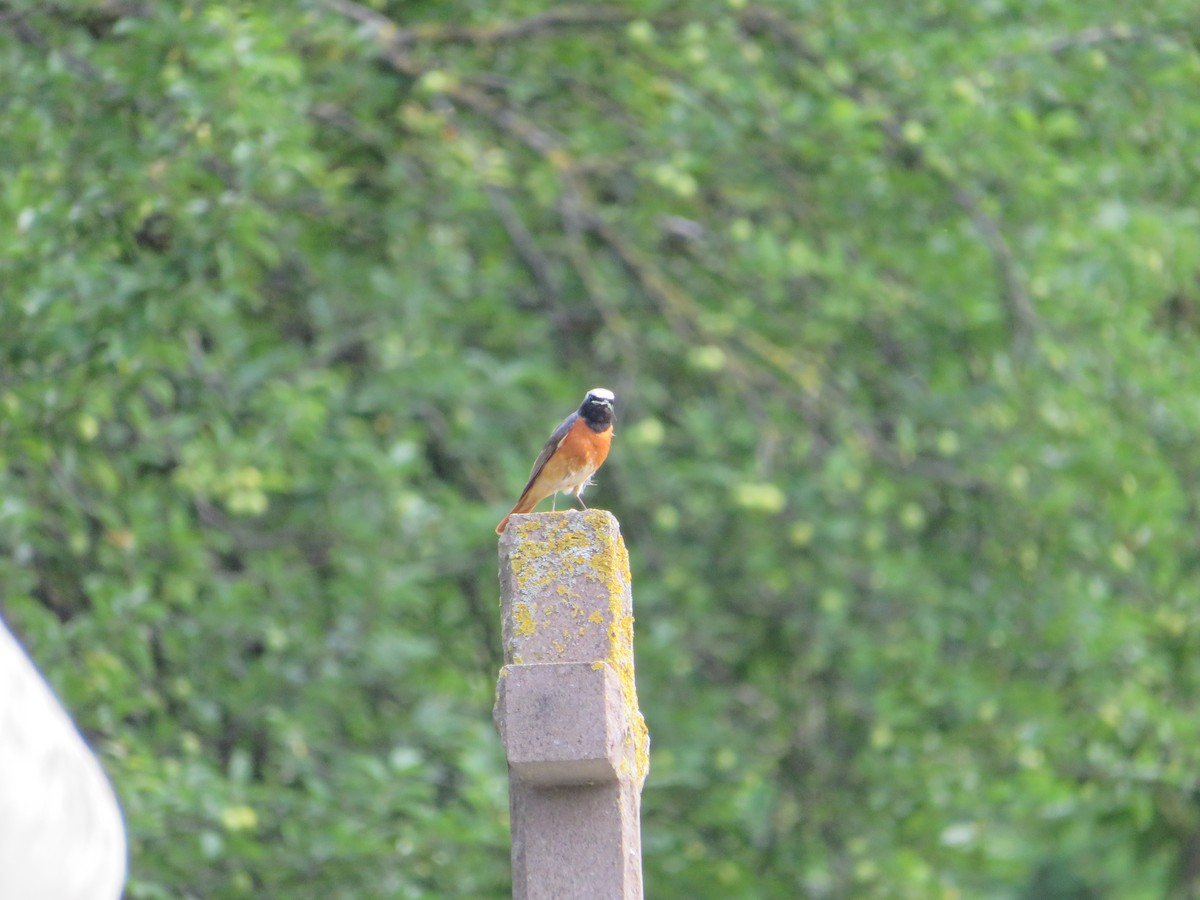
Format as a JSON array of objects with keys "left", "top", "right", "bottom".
[{"left": 496, "top": 388, "right": 616, "bottom": 534}]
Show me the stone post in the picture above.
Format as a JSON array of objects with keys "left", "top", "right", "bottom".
[{"left": 494, "top": 510, "right": 650, "bottom": 900}]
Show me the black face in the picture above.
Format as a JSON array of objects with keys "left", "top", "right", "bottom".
[{"left": 579, "top": 391, "right": 615, "bottom": 430}]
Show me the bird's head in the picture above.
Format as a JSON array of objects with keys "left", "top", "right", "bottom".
[{"left": 580, "top": 387, "right": 615, "bottom": 427}]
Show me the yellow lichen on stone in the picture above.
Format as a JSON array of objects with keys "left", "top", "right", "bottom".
[
  {"left": 585, "top": 521, "right": 650, "bottom": 788},
  {"left": 512, "top": 602, "right": 537, "bottom": 637},
  {"left": 508, "top": 513, "right": 607, "bottom": 594},
  {"left": 503, "top": 511, "right": 650, "bottom": 785}
]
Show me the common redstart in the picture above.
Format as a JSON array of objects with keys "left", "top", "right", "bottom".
[{"left": 495, "top": 388, "right": 616, "bottom": 534}]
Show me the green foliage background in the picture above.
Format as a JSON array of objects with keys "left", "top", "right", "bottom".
[{"left": 3, "top": 1, "right": 1199, "bottom": 896}]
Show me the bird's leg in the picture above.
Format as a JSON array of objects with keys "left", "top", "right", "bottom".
[
  {"left": 575, "top": 487, "right": 588, "bottom": 510},
  {"left": 551, "top": 493, "right": 557, "bottom": 512}
]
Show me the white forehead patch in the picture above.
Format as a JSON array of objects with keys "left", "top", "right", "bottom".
[{"left": 587, "top": 388, "right": 615, "bottom": 401}]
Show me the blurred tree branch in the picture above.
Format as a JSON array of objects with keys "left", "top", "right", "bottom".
[{"left": 740, "top": 5, "right": 1039, "bottom": 355}]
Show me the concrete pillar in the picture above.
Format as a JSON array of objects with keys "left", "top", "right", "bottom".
[{"left": 495, "top": 510, "right": 649, "bottom": 900}]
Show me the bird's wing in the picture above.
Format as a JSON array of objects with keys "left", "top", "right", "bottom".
[{"left": 518, "top": 412, "right": 578, "bottom": 496}]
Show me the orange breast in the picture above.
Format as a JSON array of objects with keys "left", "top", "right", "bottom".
[{"left": 536, "top": 419, "right": 612, "bottom": 490}]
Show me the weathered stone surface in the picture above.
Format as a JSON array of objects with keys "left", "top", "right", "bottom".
[
  {"left": 495, "top": 510, "right": 649, "bottom": 900},
  {"left": 496, "top": 662, "right": 627, "bottom": 786}
]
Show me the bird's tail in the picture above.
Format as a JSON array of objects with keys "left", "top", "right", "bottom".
[{"left": 495, "top": 493, "right": 538, "bottom": 534}]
